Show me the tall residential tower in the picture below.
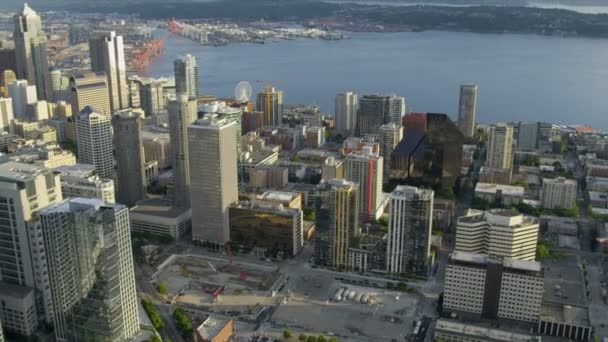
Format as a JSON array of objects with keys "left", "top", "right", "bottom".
[
  {"left": 112, "top": 109, "right": 147, "bottom": 206},
  {"left": 90, "top": 31, "right": 129, "bottom": 112},
  {"left": 174, "top": 54, "right": 199, "bottom": 98},
  {"left": 457, "top": 84, "right": 478, "bottom": 138},
  {"left": 335, "top": 91, "right": 357, "bottom": 134},
  {"left": 168, "top": 95, "right": 198, "bottom": 208}
]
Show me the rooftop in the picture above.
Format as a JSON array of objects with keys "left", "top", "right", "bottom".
[
  {"left": 257, "top": 191, "right": 300, "bottom": 203},
  {"left": 0, "top": 161, "right": 52, "bottom": 183},
  {"left": 53, "top": 163, "right": 96, "bottom": 178},
  {"left": 0, "top": 282, "right": 34, "bottom": 299},
  {"left": 450, "top": 251, "right": 542, "bottom": 273},
  {"left": 390, "top": 185, "right": 433, "bottom": 200},
  {"left": 475, "top": 182, "right": 525, "bottom": 196},
  {"left": 130, "top": 198, "right": 191, "bottom": 219},
  {"left": 195, "top": 316, "right": 232, "bottom": 340},
  {"left": 435, "top": 319, "right": 539, "bottom": 342}
]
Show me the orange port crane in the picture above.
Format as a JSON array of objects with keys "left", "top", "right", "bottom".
[{"left": 133, "top": 20, "right": 183, "bottom": 71}]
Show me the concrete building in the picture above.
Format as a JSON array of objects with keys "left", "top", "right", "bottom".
[
  {"left": 456, "top": 209, "right": 539, "bottom": 261},
  {"left": 229, "top": 202, "right": 303, "bottom": 257},
  {"left": 13, "top": 4, "right": 51, "bottom": 100},
  {"left": 256, "top": 86, "right": 283, "bottom": 127},
  {"left": 69, "top": 72, "right": 111, "bottom": 117},
  {"left": 195, "top": 317, "right": 234, "bottom": 342},
  {"left": 54, "top": 163, "right": 115, "bottom": 203},
  {"left": 129, "top": 198, "right": 192, "bottom": 239},
  {"left": 50, "top": 68, "right": 70, "bottom": 102},
  {"left": 0, "top": 97, "right": 13, "bottom": 132},
  {"left": 90, "top": 31, "right": 128, "bottom": 112},
  {"left": 356, "top": 94, "right": 403, "bottom": 140},
  {"left": 327, "top": 179, "right": 360, "bottom": 268},
  {"left": 168, "top": 95, "right": 198, "bottom": 208},
  {"left": 174, "top": 54, "right": 199, "bottom": 98},
  {"left": 76, "top": 106, "right": 114, "bottom": 179},
  {"left": 139, "top": 80, "right": 165, "bottom": 116},
  {"left": 335, "top": 91, "right": 358, "bottom": 134},
  {"left": 457, "top": 84, "right": 477, "bottom": 138},
  {"left": 434, "top": 319, "right": 541, "bottom": 342},
  {"left": 386, "top": 186, "right": 433, "bottom": 277},
  {"left": 486, "top": 123, "right": 514, "bottom": 170},
  {"left": 7, "top": 79, "right": 36, "bottom": 119},
  {"left": 201, "top": 101, "right": 243, "bottom": 178},
  {"left": 0, "top": 162, "right": 62, "bottom": 334},
  {"left": 343, "top": 146, "right": 383, "bottom": 221},
  {"left": 443, "top": 251, "right": 543, "bottom": 323},
  {"left": 188, "top": 114, "right": 238, "bottom": 244},
  {"left": 541, "top": 177, "right": 577, "bottom": 210},
  {"left": 40, "top": 198, "right": 139, "bottom": 341},
  {"left": 518, "top": 121, "right": 540, "bottom": 150},
  {"left": 474, "top": 182, "right": 524, "bottom": 206},
  {"left": 321, "top": 157, "right": 343, "bottom": 181},
  {"left": 379, "top": 123, "right": 403, "bottom": 183},
  {"left": 112, "top": 109, "right": 146, "bottom": 206},
  {"left": 0, "top": 70, "right": 16, "bottom": 98}
]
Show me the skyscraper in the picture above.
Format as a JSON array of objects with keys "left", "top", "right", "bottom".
[
  {"left": 517, "top": 121, "right": 540, "bottom": 150},
  {"left": 0, "top": 70, "right": 16, "bottom": 97},
  {"left": 457, "top": 84, "right": 478, "bottom": 138},
  {"left": 168, "top": 95, "right": 198, "bottom": 208},
  {"left": 327, "top": 179, "right": 360, "bottom": 269},
  {"left": 486, "top": 123, "right": 514, "bottom": 170},
  {"left": 69, "top": 72, "right": 111, "bottom": 117},
  {"left": 13, "top": 4, "right": 51, "bottom": 100},
  {"left": 139, "top": 80, "right": 165, "bottom": 116},
  {"left": 90, "top": 31, "right": 129, "bottom": 112},
  {"left": 343, "top": 146, "right": 383, "bottom": 222},
  {"left": 76, "top": 106, "right": 114, "bottom": 179},
  {"left": 357, "top": 94, "right": 404, "bottom": 140},
  {"left": 40, "top": 198, "right": 140, "bottom": 341},
  {"left": 189, "top": 114, "right": 238, "bottom": 244},
  {"left": 112, "top": 109, "right": 147, "bottom": 206},
  {"left": 0, "top": 97, "right": 13, "bottom": 132},
  {"left": 256, "top": 86, "right": 283, "bottom": 127},
  {"left": 174, "top": 54, "right": 199, "bottom": 98},
  {"left": 7, "top": 79, "right": 37, "bottom": 119},
  {"left": 388, "top": 95, "right": 406, "bottom": 126},
  {"left": 335, "top": 91, "right": 358, "bottom": 134},
  {"left": 386, "top": 185, "right": 433, "bottom": 277},
  {"left": 0, "top": 162, "right": 62, "bottom": 336},
  {"left": 379, "top": 123, "right": 403, "bottom": 183}
]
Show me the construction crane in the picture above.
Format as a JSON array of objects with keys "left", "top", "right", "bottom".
[{"left": 133, "top": 20, "right": 183, "bottom": 71}]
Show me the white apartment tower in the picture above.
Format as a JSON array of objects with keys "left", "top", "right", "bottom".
[
  {"left": 335, "top": 91, "right": 358, "bottom": 134},
  {"left": 40, "top": 198, "right": 139, "bottom": 341},
  {"left": 13, "top": 4, "right": 51, "bottom": 100},
  {"left": 379, "top": 123, "right": 403, "bottom": 183},
  {"left": 386, "top": 186, "right": 433, "bottom": 277},
  {"left": 7, "top": 79, "right": 37, "bottom": 119},
  {"left": 0, "top": 97, "right": 13, "bottom": 132},
  {"left": 343, "top": 146, "right": 383, "bottom": 221},
  {"left": 541, "top": 177, "right": 577, "bottom": 210},
  {"left": 188, "top": 114, "right": 239, "bottom": 243},
  {"left": 486, "top": 123, "right": 514, "bottom": 170},
  {"left": 168, "top": 95, "right": 198, "bottom": 208},
  {"left": 90, "top": 31, "right": 129, "bottom": 112},
  {"left": 75, "top": 106, "right": 114, "bottom": 179},
  {"left": 455, "top": 209, "right": 539, "bottom": 261}
]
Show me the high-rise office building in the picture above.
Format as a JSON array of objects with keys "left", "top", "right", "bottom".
[
  {"left": 0, "top": 98, "right": 13, "bottom": 132},
  {"left": 13, "top": 4, "right": 51, "bottom": 100},
  {"left": 40, "top": 198, "right": 140, "bottom": 341},
  {"left": 486, "top": 123, "right": 514, "bottom": 170},
  {"left": 541, "top": 177, "right": 577, "bottom": 210},
  {"left": 139, "top": 80, "right": 164, "bottom": 115},
  {"left": 379, "top": 123, "right": 403, "bottom": 183},
  {"left": 344, "top": 146, "right": 383, "bottom": 222},
  {"left": 90, "top": 31, "right": 129, "bottom": 112},
  {"left": 7, "top": 79, "right": 37, "bottom": 119},
  {"left": 174, "top": 54, "right": 199, "bottom": 98},
  {"left": 201, "top": 101, "right": 243, "bottom": 178},
  {"left": 189, "top": 114, "right": 238, "bottom": 243},
  {"left": 327, "top": 179, "right": 360, "bottom": 268},
  {"left": 455, "top": 209, "right": 539, "bottom": 261},
  {"left": 517, "top": 121, "right": 540, "bottom": 150},
  {"left": 112, "top": 109, "right": 146, "bottom": 206},
  {"left": 69, "top": 72, "right": 111, "bottom": 117},
  {"left": 356, "top": 94, "right": 404, "bottom": 140},
  {"left": 443, "top": 251, "right": 543, "bottom": 323},
  {"left": 127, "top": 78, "right": 141, "bottom": 108},
  {"left": 75, "top": 106, "right": 114, "bottom": 179},
  {"left": 386, "top": 186, "right": 433, "bottom": 277},
  {"left": 335, "top": 91, "right": 358, "bottom": 134},
  {"left": 0, "top": 70, "right": 16, "bottom": 97},
  {"left": 0, "top": 162, "right": 62, "bottom": 336},
  {"left": 256, "top": 86, "right": 283, "bottom": 127},
  {"left": 168, "top": 95, "right": 198, "bottom": 208},
  {"left": 457, "top": 84, "right": 477, "bottom": 138}
]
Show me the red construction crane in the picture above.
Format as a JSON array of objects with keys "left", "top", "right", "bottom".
[
  {"left": 225, "top": 242, "right": 247, "bottom": 280},
  {"left": 133, "top": 20, "right": 183, "bottom": 71}
]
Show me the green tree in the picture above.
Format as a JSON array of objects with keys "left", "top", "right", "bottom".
[
  {"left": 141, "top": 299, "right": 165, "bottom": 330},
  {"left": 318, "top": 336, "right": 327, "bottom": 342},
  {"left": 149, "top": 336, "right": 162, "bottom": 342},
  {"left": 299, "top": 334, "right": 307, "bottom": 341},
  {"left": 283, "top": 330, "right": 293, "bottom": 339},
  {"left": 328, "top": 338, "right": 339, "bottom": 342},
  {"left": 303, "top": 208, "right": 315, "bottom": 221},
  {"left": 172, "top": 308, "right": 193, "bottom": 336},
  {"left": 307, "top": 336, "right": 318, "bottom": 342},
  {"left": 164, "top": 339, "right": 173, "bottom": 342},
  {"left": 157, "top": 283, "right": 168, "bottom": 295},
  {"left": 536, "top": 242, "right": 550, "bottom": 259}
]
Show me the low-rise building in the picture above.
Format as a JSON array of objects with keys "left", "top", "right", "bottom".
[
  {"left": 195, "top": 316, "right": 234, "bottom": 342},
  {"left": 474, "top": 182, "right": 524, "bottom": 206},
  {"left": 434, "top": 319, "right": 541, "bottom": 342},
  {"left": 478, "top": 166, "right": 512, "bottom": 185},
  {"left": 54, "top": 163, "right": 115, "bottom": 203},
  {"left": 129, "top": 198, "right": 192, "bottom": 239}
]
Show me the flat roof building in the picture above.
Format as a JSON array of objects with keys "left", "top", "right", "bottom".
[{"left": 129, "top": 198, "right": 192, "bottom": 240}]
